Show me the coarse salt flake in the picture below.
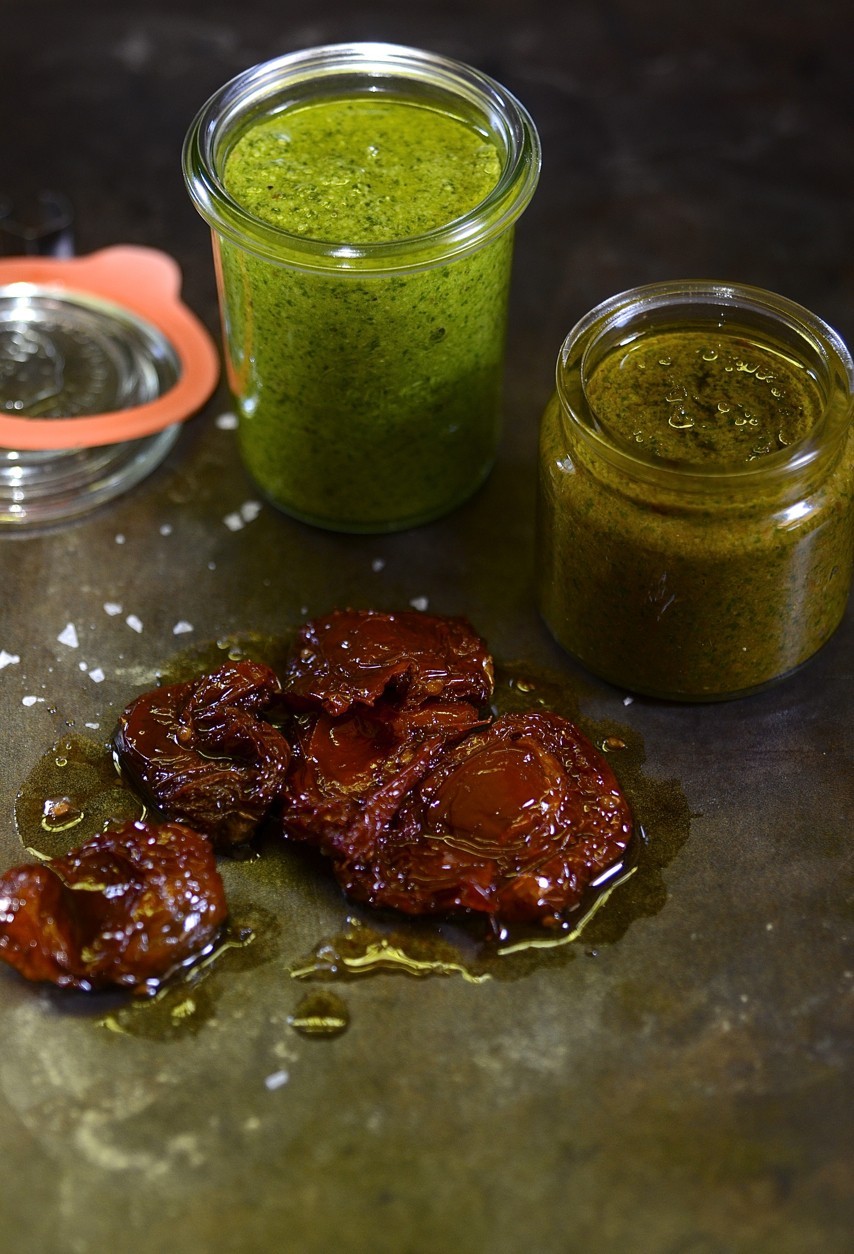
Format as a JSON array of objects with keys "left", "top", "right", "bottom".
[
  {"left": 216, "top": 412, "right": 238, "bottom": 430},
  {"left": 125, "top": 615, "right": 143, "bottom": 634},
  {"left": 0, "top": 650, "right": 20, "bottom": 669},
  {"left": 409, "top": 596, "right": 429, "bottom": 612},
  {"left": 173, "top": 621, "right": 194, "bottom": 635},
  {"left": 371, "top": 558, "right": 386, "bottom": 573},
  {"left": 264, "top": 1070, "right": 289, "bottom": 1091},
  {"left": 224, "top": 501, "right": 262, "bottom": 531},
  {"left": 88, "top": 668, "right": 106, "bottom": 683},
  {"left": 22, "top": 695, "right": 44, "bottom": 707},
  {"left": 103, "top": 602, "right": 122, "bottom": 616},
  {"left": 160, "top": 523, "right": 173, "bottom": 537},
  {"left": 58, "top": 623, "right": 79, "bottom": 649}
]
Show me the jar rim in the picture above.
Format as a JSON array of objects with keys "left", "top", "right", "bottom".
[
  {"left": 182, "top": 41, "right": 541, "bottom": 275},
  {"left": 555, "top": 280, "right": 854, "bottom": 488}
]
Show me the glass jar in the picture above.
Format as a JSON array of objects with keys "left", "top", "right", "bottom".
[
  {"left": 537, "top": 281, "right": 854, "bottom": 701},
  {"left": 183, "top": 42, "right": 540, "bottom": 533}
]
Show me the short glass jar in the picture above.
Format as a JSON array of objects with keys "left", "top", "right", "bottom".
[
  {"left": 183, "top": 42, "right": 540, "bottom": 533},
  {"left": 537, "top": 281, "right": 854, "bottom": 701}
]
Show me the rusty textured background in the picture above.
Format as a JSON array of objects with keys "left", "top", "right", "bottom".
[{"left": 0, "top": 2, "right": 852, "bottom": 1251}]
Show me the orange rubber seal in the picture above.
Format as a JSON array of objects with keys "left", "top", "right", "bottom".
[{"left": 0, "top": 245, "right": 219, "bottom": 450}]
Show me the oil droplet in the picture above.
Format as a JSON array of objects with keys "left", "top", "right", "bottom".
[
  {"left": 701, "top": 349, "right": 718, "bottom": 361},
  {"left": 601, "top": 736, "right": 627, "bottom": 752},
  {"left": 41, "top": 796, "right": 84, "bottom": 832},
  {"left": 288, "top": 991, "right": 350, "bottom": 1038},
  {"left": 667, "top": 413, "right": 694, "bottom": 430}
]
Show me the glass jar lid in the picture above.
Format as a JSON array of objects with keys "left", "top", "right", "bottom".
[{"left": 0, "top": 245, "right": 219, "bottom": 527}]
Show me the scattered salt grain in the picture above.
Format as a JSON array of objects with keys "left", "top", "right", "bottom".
[
  {"left": 409, "top": 596, "right": 429, "bottom": 612},
  {"left": 160, "top": 523, "right": 173, "bottom": 537},
  {"left": 224, "top": 500, "right": 262, "bottom": 531},
  {"left": 622, "top": 695, "right": 634, "bottom": 706},
  {"left": 264, "top": 1070, "right": 289, "bottom": 1091},
  {"left": 0, "top": 650, "right": 20, "bottom": 669},
  {"left": 216, "top": 412, "right": 238, "bottom": 430},
  {"left": 173, "top": 621, "right": 193, "bottom": 635},
  {"left": 103, "top": 602, "right": 122, "bottom": 616},
  {"left": 85, "top": 722, "right": 100, "bottom": 730},
  {"left": 125, "top": 615, "right": 143, "bottom": 634},
  {"left": 22, "top": 696, "right": 44, "bottom": 707},
  {"left": 88, "top": 668, "right": 106, "bottom": 683},
  {"left": 115, "top": 534, "right": 126, "bottom": 545},
  {"left": 58, "top": 623, "right": 79, "bottom": 649},
  {"left": 371, "top": 558, "right": 386, "bottom": 573}
]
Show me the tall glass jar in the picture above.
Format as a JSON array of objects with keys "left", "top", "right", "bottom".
[
  {"left": 183, "top": 43, "right": 540, "bottom": 532},
  {"left": 537, "top": 281, "right": 854, "bottom": 701}
]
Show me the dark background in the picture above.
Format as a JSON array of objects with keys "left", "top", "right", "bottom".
[{"left": 0, "top": 3, "right": 852, "bottom": 1252}]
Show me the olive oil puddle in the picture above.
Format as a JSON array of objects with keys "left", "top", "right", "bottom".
[
  {"left": 96, "top": 922, "right": 257, "bottom": 1039},
  {"left": 11, "top": 636, "right": 692, "bottom": 1023},
  {"left": 15, "top": 732, "right": 144, "bottom": 861}
]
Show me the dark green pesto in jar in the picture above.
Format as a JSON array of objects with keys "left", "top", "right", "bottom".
[
  {"left": 537, "top": 285, "right": 854, "bottom": 701},
  {"left": 584, "top": 329, "right": 822, "bottom": 466}
]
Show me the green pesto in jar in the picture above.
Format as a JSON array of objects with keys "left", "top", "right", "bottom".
[
  {"left": 224, "top": 98, "right": 502, "bottom": 242},
  {"left": 538, "top": 310, "right": 854, "bottom": 701},
  {"left": 584, "top": 329, "right": 823, "bottom": 465},
  {"left": 217, "top": 96, "right": 510, "bottom": 532}
]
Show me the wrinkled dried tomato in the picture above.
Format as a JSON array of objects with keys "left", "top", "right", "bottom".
[
  {"left": 0, "top": 820, "right": 227, "bottom": 991},
  {"left": 332, "top": 711, "right": 634, "bottom": 927},
  {"left": 283, "top": 697, "right": 489, "bottom": 856},
  {"left": 114, "top": 660, "right": 290, "bottom": 848},
  {"left": 282, "top": 609, "right": 494, "bottom": 715}
]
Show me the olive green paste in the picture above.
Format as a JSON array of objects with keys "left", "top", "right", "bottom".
[
  {"left": 218, "top": 97, "right": 510, "bottom": 532},
  {"left": 585, "top": 330, "right": 823, "bottom": 465},
  {"left": 538, "top": 326, "right": 854, "bottom": 699}
]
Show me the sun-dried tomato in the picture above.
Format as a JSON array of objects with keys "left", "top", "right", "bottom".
[
  {"left": 0, "top": 820, "right": 227, "bottom": 991},
  {"left": 283, "top": 698, "right": 489, "bottom": 856},
  {"left": 332, "top": 711, "right": 634, "bottom": 927},
  {"left": 282, "top": 609, "right": 494, "bottom": 715},
  {"left": 114, "top": 659, "right": 290, "bottom": 848}
]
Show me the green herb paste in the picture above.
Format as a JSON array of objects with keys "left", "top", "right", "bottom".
[
  {"left": 584, "top": 330, "right": 823, "bottom": 465},
  {"left": 218, "top": 97, "right": 510, "bottom": 531},
  {"left": 538, "top": 326, "right": 854, "bottom": 699}
]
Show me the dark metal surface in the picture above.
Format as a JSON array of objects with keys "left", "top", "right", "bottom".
[{"left": 1, "top": 2, "right": 851, "bottom": 1251}]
